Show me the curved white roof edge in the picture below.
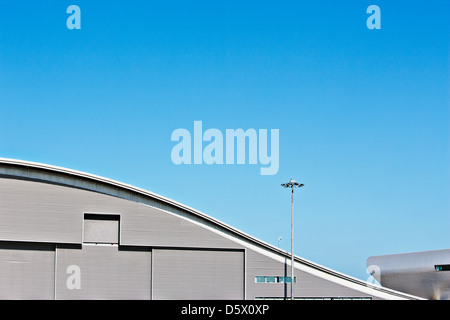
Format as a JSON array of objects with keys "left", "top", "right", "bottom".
[{"left": 0, "top": 157, "right": 423, "bottom": 300}]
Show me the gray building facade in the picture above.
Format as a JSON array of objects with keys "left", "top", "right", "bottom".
[
  {"left": 367, "top": 249, "right": 450, "bottom": 300},
  {"left": 0, "top": 158, "right": 418, "bottom": 300}
]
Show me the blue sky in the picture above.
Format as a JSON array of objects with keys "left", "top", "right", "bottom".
[{"left": 0, "top": 1, "right": 448, "bottom": 281}]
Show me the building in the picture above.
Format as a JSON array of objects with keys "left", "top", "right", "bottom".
[
  {"left": 0, "top": 158, "right": 419, "bottom": 300},
  {"left": 367, "top": 249, "right": 450, "bottom": 300}
]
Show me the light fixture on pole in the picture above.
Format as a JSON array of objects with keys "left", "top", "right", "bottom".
[{"left": 281, "top": 178, "right": 304, "bottom": 300}]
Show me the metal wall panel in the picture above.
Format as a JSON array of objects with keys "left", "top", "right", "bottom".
[
  {"left": 245, "top": 250, "right": 291, "bottom": 299},
  {"left": 0, "top": 178, "right": 86, "bottom": 243},
  {"left": 246, "top": 250, "right": 373, "bottom": 299},
  {"left": 55, "top": 245, "right": 151, "bottom": 299},
  {"left": 0, "top": 242, "right": 55, "bottom": 299},
  {"left": 152, "top": 249, "right": 244, "bottom": 300},
  {"left": 83, "top": 217, "right": 119, "bottom": 244},
  {"left": 0, "top": 177, "right": 241, "bottom": 249},
  {"left": 121, "top": 209, "right": 241, "bottom": 249}
]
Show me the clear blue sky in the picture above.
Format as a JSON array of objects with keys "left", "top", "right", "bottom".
[{"left": 0, "top": 1, "right": 448, "bottom": 281}]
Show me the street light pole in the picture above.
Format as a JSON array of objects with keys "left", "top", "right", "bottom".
[
  {"left": 290, "top": 184, "right": 294, "bottom": 300},
  {"left": 281, "top": 178, "right": 304, "bottom": 300}
]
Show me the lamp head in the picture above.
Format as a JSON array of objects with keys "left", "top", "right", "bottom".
[{"left": 281, "top": 179, "right": 304, "bottom": 188}]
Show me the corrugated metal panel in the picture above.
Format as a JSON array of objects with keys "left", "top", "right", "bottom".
[
  {"left": 55, "top": 245, "right": 151, "bottom": 299},
  {"left": 0, "top": 242, "right": 55, "bottom": 299},
  {"left": 121, "top": 209, "right": 241, "bottom": 249},
  {"left": 152, "top": 249, "right": 244, "bottom": 300},
  {"left": 0, "top": 177, "right": 241, "bottom": 249},
  {"left": 0, "top": 178, "right": 84, "bottom": 243},
  {"left": 246, "top": 250, "right": 374, "bottom": 299},
  {"left": 245, "top": 250, "right": 290, "bottom": 299},
  {"left": 83, "top": 215, "right": 119, "bottom": 244}
]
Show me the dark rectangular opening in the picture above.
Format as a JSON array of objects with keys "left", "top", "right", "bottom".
[
  {"left": 435, "top": 265, "right": 450, "bottom": 272},
  {"left": 84, "top": 213, "right": 120, "bottom": 221}
]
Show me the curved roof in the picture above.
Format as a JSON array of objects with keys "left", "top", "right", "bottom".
[{"left": 0, "top": 157, "right": 421, "bottom": 300}]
